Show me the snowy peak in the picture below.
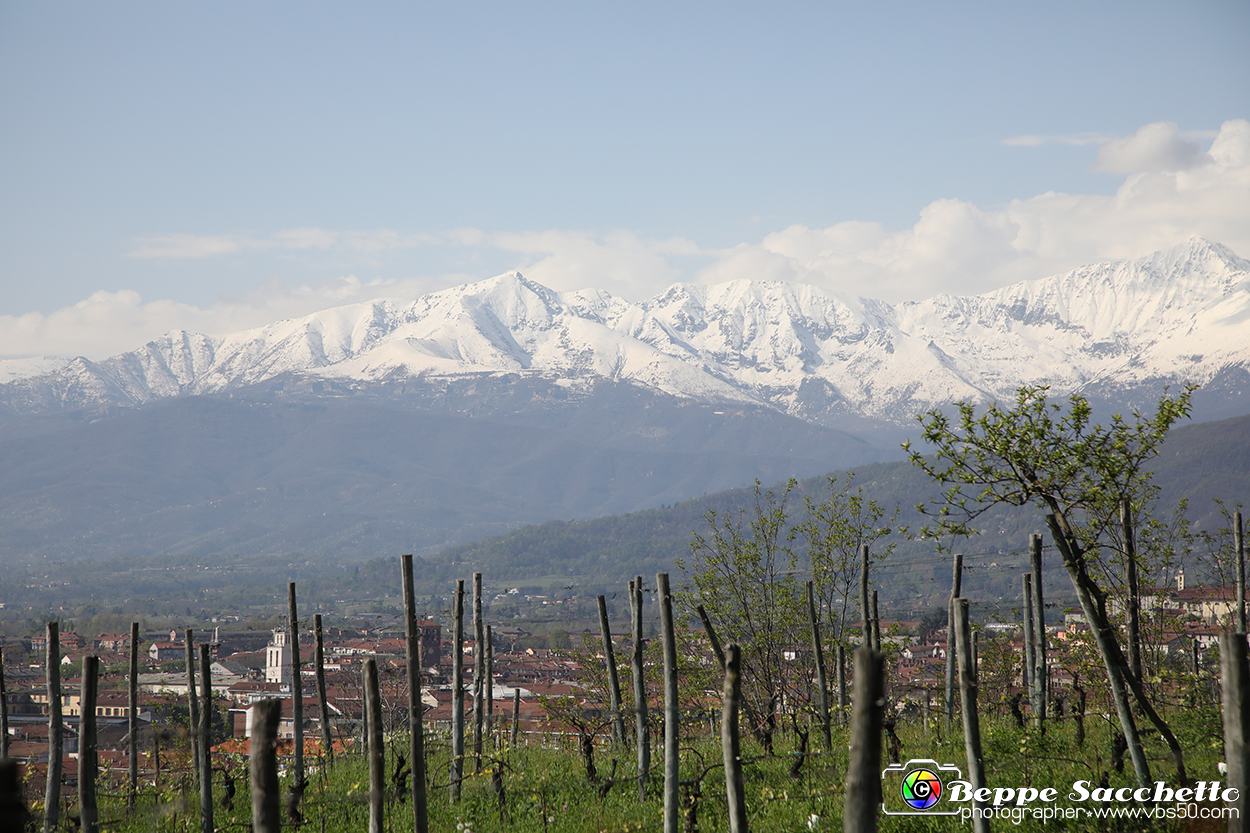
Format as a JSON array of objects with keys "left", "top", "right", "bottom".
[{"left": 2, "top": 239, "right": 1248, "bottom": 428}]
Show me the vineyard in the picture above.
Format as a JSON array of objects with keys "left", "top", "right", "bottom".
[{"left": 3, "top": 387, "right": 1248, "bottom": 832}]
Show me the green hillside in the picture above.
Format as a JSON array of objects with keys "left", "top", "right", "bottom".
[{"left": 434, "top": 411, "right": 1250, "bottom": 612}]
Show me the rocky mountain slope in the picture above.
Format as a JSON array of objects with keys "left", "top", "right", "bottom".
[{"left": 4, "top": 238, "right": 1248, "bottom": 432}]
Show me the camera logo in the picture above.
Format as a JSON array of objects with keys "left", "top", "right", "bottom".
[
  {"left": 882, "top": 759, "right": 962, "bottom": 816},
  {"left": 900, "top": 767, "right": 943, "bottom": 809}
]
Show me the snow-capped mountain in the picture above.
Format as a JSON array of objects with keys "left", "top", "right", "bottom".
[{"left": 4, "top": 237, "right": 1248, "bottom": 428}]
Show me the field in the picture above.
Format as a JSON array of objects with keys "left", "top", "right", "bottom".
[{"left": 16, "top": 692, "right": 1234, "bottom": 833}]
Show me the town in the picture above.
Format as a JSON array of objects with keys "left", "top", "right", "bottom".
[{"left": 2, "top": 565, "right": 1241, "bottom": 807}]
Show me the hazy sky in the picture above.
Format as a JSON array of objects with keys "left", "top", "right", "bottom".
[{"left": 2, "top": 1, "right": 1248, "bottom": 360}]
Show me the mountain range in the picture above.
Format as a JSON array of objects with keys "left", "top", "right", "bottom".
[
  {"left": 0, "top": 237, "right": 1247, "bottom": 564},
  {"left": 4, "top": 237, "right": 1249, "bottom": 432}
]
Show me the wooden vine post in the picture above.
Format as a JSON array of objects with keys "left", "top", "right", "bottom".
[
  {"left": 185, "top": 628, "right": 199, "bottom": 791},
  {"left": 472, "top": 571, "right": 485, "bottom": 774},
  {"left": 199, "top": 643, "right": 214, "bottom": 833},
  {"left": 630, "top": 575, "right": 650, "bottom": 801},
  {"left": 365, "top": 657, "right": 384, "bottom": 833},
  {"left": 511, "top": 687, "right": 521, "bottom": 746},
  {"left": 0, "top": 644, "right": 9, "bottom": 759},
  {"left": 401, "top": 554, "right": 430, "bottom": 833},
  {"left": 0, "top": 759, "right": 24, "bottom": 827},
  {"left": 1023, "top": 574, "right": 1035, "bottom": 703},
  {"left": 79, "top": 655, "right": 99, "bottom": 833},
  {"left": 451, "top": 578, "right": 465, "bottom": 802},
  {"left": 314, "top": 613, "right": 333, "bottom": 762},
  {"left": 1029, "top": 533, "right": 1047, "bottom": 728},
  {"left": 658, "top": 572, "right": 679, "bottom": 833},
  {"left": 288, "top": 582, "right": 305, "bottom": 803},
  {"left": 250, "top": 698, "right": 282, "bottom": 833},
  {"left": 945, "top": 552, "right": 963, "bottom": 733},
  {"left": 806, "top": 580, "right": 831, "bottom": 749},
  {"left": 1219, "top": 631, "right": 1249, "bottom": 831},
  {"left": 843, "top": 646, "right": 883, "bottom": 833},
  {"left": 859, "top": 545, "right": 872, "bottom": 647},
  {"left": 128, "top": 621, "right": 139, "bottom": 810},
  {"left": 44, "top": 621, "right": 62, "bottom": 833},
  {"left": 1122, "top": 501, "right": 1143, "bottom": 683},
  {"left": 953, "top": 598, "right": 988, "bottom": 833},
  {"left": 722, "top": 643, "right": 748, "bottom": 833},
  {"left": 486, "top": 624, "right": 495, "bottom": 749},
  {"left": 836, "top": 644, "right": 847, "bottom": 725},
  {"left": 598, "top": 594, "right": 626, "bottom": 746},
  {"left": 1236, "top": 511, "right": 1246, "bottom": 633}
]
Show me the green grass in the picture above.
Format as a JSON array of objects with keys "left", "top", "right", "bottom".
[{"left": 26, "top": 703, "right": 1232, "bottom": 832}]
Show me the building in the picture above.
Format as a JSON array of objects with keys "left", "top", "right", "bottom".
[
  {"left": 266, "top": 629, "right": 291, "bottom": 685},
  {"left": 148, "top": 641, "right": 183, "bottom": 663},
  {"left": 1113, "top": 568, "right": 1237, "bottom": 625}
]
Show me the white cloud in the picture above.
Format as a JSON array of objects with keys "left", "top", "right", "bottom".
[
  {"left": 272, "top": 227, "right": 340, "bottom": 250},
  {"left": 127, "top": 233, "right": 255, "bottom": 259},
  {"left": 487, "top": 229, "right": 701, "bottom": 298},
  {"left": 126, "top": 227, "right": 436, "bottom": 260},
  {"left": 1002, "top": 132, "right": 1111, "bottom": 147},
  {"left": 1093, "top": 121, "right": 1205, "bottom": 174},
  {"left": 699, "top": 119, "right": 1250, "bottom": 301},
  {"left": 0, "top": 273, "right": 467, "bottom": 361}
]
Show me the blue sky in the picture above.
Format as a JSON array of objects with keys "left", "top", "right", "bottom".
[{"left": 2, "top": 1, "right": 1248, "bottom": 359}]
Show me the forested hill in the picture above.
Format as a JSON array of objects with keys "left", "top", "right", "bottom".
[{"left": 434, "top": 410, "right": 1250, "bottom": 606}]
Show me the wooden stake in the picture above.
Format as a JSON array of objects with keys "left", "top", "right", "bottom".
[
  {"left": 0, "top": 759, "right": 26, "bottom": 828},
  {"left": 836, "top": 644, "right": 847, "bottom": 725},
  {"left": 1023, "top": 573, "right": 1035, "bottom": 700},
  {"left": 1220, "top": 632, "right": 1249, "bottom": 831},
  {"left": 843, "top": 646, "right": 883, "bottom": 833},
  {"left": 0, "top": 645, "right": 9, "bottom": 760},
  {"left": 859, "top": 545, "right": 871, "bottom": 648},
  {"left": 44, "top": 621, "right": 62, "bottom": 833},
  {"left": 185, "top": 628, "right": 199, "bottom": 792},
  {"left": 365, "top": 658, "right": 384, "bottom": 833},
  {"left": 401, "top": 555, "right": 429, "bottom": 833},
  {"left": 658, "top": 572, "right": 679, "bottom": 833},
  {"left": 945, "top": 552, "right": 963, "bottom": 733},
  {"left": 630, "top": 576, "right": 650, "bottom": 801},
  {"left": 1236, "top": 511, "right": 1246, "bottom": 633},
  {"left": 128, "top": 621, "right": 139, "bottom": 810},
  {"left": 451, "top": 578, "right": 465, "bottom": 802},
  {"left": 288, "top": 582, "right": 304, "bottom": 800},
  {"left": 1030, "top": 533, "right": 1047, "bottom": 728},
  {"left": 511, "top": 687, "right": 521, "bottom": 747},
  {"left": 722, "top": 643, "right": 748, "bottom": 833},
  {"left": 1122, "top": 501, "right": 1143, "bottom": 684},
  {"left": 314, "top": 614, "right": 333, "bottom": 763},
  {"left": 598, "top": 595, "right": 626, "bottom": 746},
  {"left": 250, "top": 699, "right": 282, "bottom": 833},
  {"left": 199, "top": 643, "right": 214, "bottom": 833},
  {"left": 486, "top": 624, "right": 494, "bottom": 750},
  {"left": 806, "top": 581, "right": 831, "bottom": 749},
  {"left": 472, "top": 572, "right": 485, "bottom": 775},
  {"left": 79, "top": 655, "right": 99, "bottom": 833},
  {"left": 953, "top": 599, "right": 989, "bottom": 833}
]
